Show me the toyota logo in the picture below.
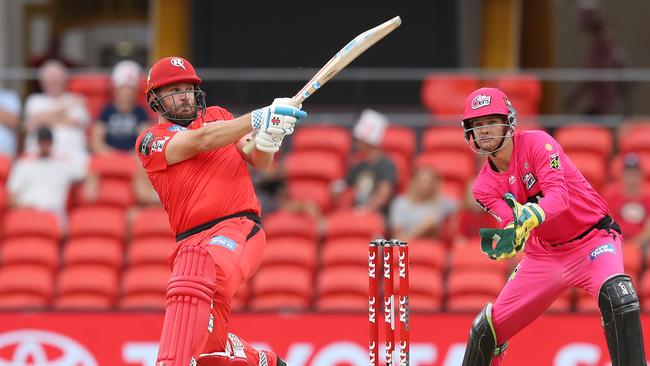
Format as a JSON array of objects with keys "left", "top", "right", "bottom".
[{"left": 0, "top": 330, "right": 97, "bottom": 365}]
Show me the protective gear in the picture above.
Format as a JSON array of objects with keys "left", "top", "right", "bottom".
[
  {"left": 461, "top": 87, "right": 517, "bottom": 155},
  {"left": 156, "top": 245, "right": 217, "bottom": 366},
  {"left": 146, "top": 56, "right": 207, "bottom": 127},
  {"left": 251, "top": 100, "right": 306, "bottom": 135},
  {"left": 479, "top": 223, "right": 519, "bottom": 260},
  {"left": 598, "top": 274, "right": 647, "bottom": 366},
  {"left": 504, "top": 193, "right": 545, "bottom": 249},
  {"left": 461, "top": 303, "right": 508, "bottom": 366},
  {"left": 254, "top": 131, "right": 284, "bottom": 153}
]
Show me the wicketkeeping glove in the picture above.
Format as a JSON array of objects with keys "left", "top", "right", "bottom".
[
  {"left": 504, "top": 192, "right": 545, "bottom": 250},
  {"left": 479, "top": 224, "right": 518, "bottom": 260},
  {"left": 251, "top": 98, "right": 306, "bottom": 136}
]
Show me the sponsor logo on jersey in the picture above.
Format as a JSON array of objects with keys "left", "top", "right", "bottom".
[
  {"left": 168, "top": 125, "right": 187, "bottom": 132},
  {"left": 549, "top": 153, "right": 561, "bottom": 170},
  {"left": 209, "top": 235, "right": 238, "bottom": 251},
  {"left": 151, "top": 136, "right": 170, "bottom": 153},
  {"left": 139, "top": 131, "right": 155, "bottom": 155},
  {"left": 589, "top": 243, "right": 615, "bottom": 261},
  {"left": 471, "top": 94, "right": 491, "bottom": 110},
  {"left": 522, "top": 172, "right": 537, "bottom": 190}
]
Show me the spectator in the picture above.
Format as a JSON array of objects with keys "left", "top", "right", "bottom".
[
  {"left": 0, "top": 84, "right": 21, "bottom": 157},
  {"left": 604, "top": 153, "right": 650, "bottom": 245},
  {"left": 23, "top": 59, "right": 90, "bottom": 168},
  {"left": 91, "top": 60, "right": 151, "bottom": 154},
  {"left": 389, "top": 166, "right": 456, "bottom": 240},
  {"left": 7, "top": 127, "right": 85, "bottom": 226},
  {"left": 334, "top": 109, "right": 397, "bottom": 213}
]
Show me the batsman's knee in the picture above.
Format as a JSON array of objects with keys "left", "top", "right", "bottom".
[
  {"left": 598, "top": 274, "right": 647, "bottom": 366},
  {"left": 461, "top": 303, "right": 508, "bottom": 366}
]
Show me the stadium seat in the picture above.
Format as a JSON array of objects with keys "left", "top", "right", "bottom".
[
  {"left": 290, "top": 125, "right": 352, "bottom": 163},
  {"left": 249, "top": 293, "right": 311, "bottom": 311},
  {"left": 127, "top": 237, "right": 174, "bottom": 267},
  {"left": 55, "top": 265, "right": 118, "bottom": 308},
  {"left": 546, "top": 290, "right": 574, "bottom": 313},
  {"left": 491, "top": 74, "right": 542, "bottom": 116},
  {"left": 286, "top": 180, "right": 333, "bottom": 213},
  {"left": 316, "top": 266, "right": 367, "bottom": 299},
  {"left": 449, "top": 240, "right": 511, "bottom": 275},
  {"left": 1, "top": 237, "right": 59, "bottom": 270},
  {"left": 0, "top": 154, "right": 11, "bottom": 182},
  {"left": 0, "top": 265, "right": 54, "bottom": 308},
  {"left": 575, "top": 290, "right": 599, "bottom": 313},
  {"left": 554, "top": 124, "right": 613, "bottom": 158},
  {"left": 325, "top": 209, "right": 385, "bottom": 240},
  {"left": 88, "top": 151, "right": 138, "bottom": 181},
  {"left": 53, "top": 293, "right": 114, "bottom": 310},
  {"left": 566, "top": 151, "right": 607, "bottom": 191},
  {"left": 446, "top": 295, "right": 499, "bottom": 312},
  {"left": 321, "top": 238, "right": 370, "bottom": 268},
  {"left": 408, "top": 239, "right": 447, "bottom": 273},
  {"left": 75, "top": 178, "right": 134, "bottom": 209},
  {"left": 624, "top": 244, "right": 643, "bottom": 279},
  {"left": 283, "top": 151, "right": 345, "bottom": 183},
  {"left": 414, "top": 151, "right": 476, "bottom": 187},
  {"left": 261, "top": 238, "right": 317, "bottom": 270},
  {"left": 618, "top": 122, "right": 650, "bottom": 154},
  {"left": 382, "top": 126, "right": 417, "bottom": 162},
  {"left": 262, "top": 210, "right": 318, "bottom": 241},
  {"left": 314, "top": 294, "right": 367, "bottom": 311},
  {"left": 386, "top": 151, "right": 411, "bottom": 193},
  {"left": 68, "top": 73, "right": 111, "bottom": 119},
  {"left": 62, "top": 237, "right": 123, "bottom": 269},
  {"left": 421, "top": 73, "right": 480, "bottom": 116},
  {"left": 68, "top": 206, "right": 126, "bottom": 241},
  {"left": 4, "top": 208, "right": 61, "bottom": 240},
  {"left": 251, "top": 266, "right": 312, "bottom": 302},
  {"left": 119, "top": 265, "right": 170, "bottom": 310},
  {"left": 610, "top": 152, "right": 650, "bottom": 181},
  {"left": 446, "top": 271, "right": 505, "bottom": 298},
  {"left": 131, "top": 207, "right": 173, "bottom": 240},
  {"left": 421, "top": 126, "right": 471, "bottom": 154},
  {"left": 409, "top": 267, "right": 443, "bottom": 311}
]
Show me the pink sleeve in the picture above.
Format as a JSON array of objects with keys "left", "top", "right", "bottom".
[
  {"left": 473, "top": 186, "right": 514, "bottom": 228},
  {"left": 527, "top": 132, "right": 569, "bottom": 221}
]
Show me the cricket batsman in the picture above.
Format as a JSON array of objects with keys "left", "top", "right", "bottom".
[
  {"left": 459, "top": 87, "right": 647, "bottom": 365},
  {"left": 135, "top": 56, "right": 306, "bottom": 366}
]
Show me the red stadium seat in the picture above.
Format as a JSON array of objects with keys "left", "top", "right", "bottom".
[
  {"left": 127, "top": 237, "right": 174, "bottom": 267},
  {"left": 492, "top": 74, "right": 542, "bottom": 116},
  {"left": 618, "top": 122, "right": 650, "bottom": 154},
  {"left": 575, "top": 290, "right": 599, "bottom": 313},
  {"left": 554, "top": 124, "right": 613, "bottom": 158},
  {"left": 321, "top": 238, "right": 370, "bottom": 268},
  {"left": 546, "top": 290, "right": 574, "bottom": 313},
  {"left": 0, "top": 265, "right": 54, "bottom": 308},
  {"left": 414, "top": 151, "right": 476, "bottom": 187},
  {"left": 261, "top": 238, "right": 317, "bottom": 270},
  {"left": 566, "top": 152, "right": 607, "bottom": 191},
  {"left": 4, "top": 208, "right": 61, "bottom": 240},
  {"left": 386, "top": 151, "right": 411, "bottom": 193},
  {"left": 446, "top": 295, "right": 498, "bottom": 312},
  {"left": 120, "top": 265, "right": 170, "bottom": 309},
  {"left": 75, "top": 178, "right": 134, "bottom": 209},
  {"left": 408, "top": 239, "right": 447, "bottom": 273},
  {"left": 62, "top": 237, "right": 123, "bottom": 269},
  {"left": 449, "top": 241, "right": 510, "bottom": 275},
  {"left": 290, "top": 125, "right": 352, "bottom": 162},
  {"left": 88, "top": 151, "right": 138, "bottom": 181},
  {"left": 409, "top": 267, "right": 443, "bottom": 311},
  {"left": 131, "top": 207, "right": 173, "bottom": 240},
  {"left": 316, "top": 266, "right": 367, "bottom": 298},
  {"left": 283, "top": 151, "right": 344, "bottom": 182},
  {"left": 53, "top": 293, "right": 114, "bottom": 310},
  {"left": 1, "top": 237, "right": 59, "bottom": 270},
  {"left": 382, "top": 126, "right": 417, "bottom": 162},
  {"left": 421, "top": 74, "right": 480, "bottom": 116},
  {"left": 251, "top": 266, "right": 312, "bottom": 301},
  {"left": 56, "top": 265, "right": 118, "bottom": 307},
  {"left": 0, "top": 154, "right": 11, "bottom": 182},
  {"left": 446, "top": 271, "right": 505, "bottom": 298},
  {"left": 249, "top": 293, "right": 310, "bottom": 311},
  {"left": 68, "top": 207, "right": 126, "bottom": 241},
  {"left": 262, "top": 210, "right": 318, "bottom": 241},
  {"left": 286, "top": 180, "right": 333, "bottom": 213},
  {"left": 624, "top": 244, "right": 643, "bottom": 278},
  {"left": 314, "top": 294, "right": 367, "bottom": 311},
  {"left": 421, "top": 126, "right": 471, "bottom": 154},
  {"left": 119, "top": 293, "right": 166, "bottom": 310},
  {"left": 68, "top": 73, "right": 111, "bottom": 119},
  {"left": 325, "top": 209, "right": 385, "bottom": 240}
]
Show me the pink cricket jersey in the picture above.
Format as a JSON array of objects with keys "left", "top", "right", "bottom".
[{"left": 472, "top": 130, "right": 609, "bottom": 246}]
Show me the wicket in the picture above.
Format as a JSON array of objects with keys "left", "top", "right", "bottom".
[{"left": 369, "top": 239, "right": 409, "bottom": 366}]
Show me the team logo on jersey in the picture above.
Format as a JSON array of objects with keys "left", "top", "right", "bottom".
[
  {"left": 589, "top": 243, "right": 615, "bottom": 261},
  {"left": 522, "top": 172, "right": 537, "bottom": 190},
  {"left": 549, "top": 153, "right": 561, "bottom": 170},
  {"left": 471, "top": 94, "right": 491, "bottom": 110},
  {"left": 170, "top": 57, "right": 186, "bottom": 70},
  {"left": 151, "top": 136, "right": 170, "bottom": 153},
  {"left": 168, "top": 125, "right": 187, "bottom": 132},
  {"left": 139, "top": 131, "right": 155, "bottom": 155}
]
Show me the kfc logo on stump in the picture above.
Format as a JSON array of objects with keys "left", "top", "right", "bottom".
[{"left": 0, "top": 330, "right": 98, "bottom": 365}]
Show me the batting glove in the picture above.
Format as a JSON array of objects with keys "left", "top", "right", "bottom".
[
  {"left": 251, "top": 98, "right": 306, "bottom": 136},
  {"left": 504, "top": 192, "right": 545, "bottom": 250},
  {"left": 254, "top": 130, "right": 284, "bottom": 153},
  {"left": 479, "top": 224, "right": 519, "bottom": 260}
]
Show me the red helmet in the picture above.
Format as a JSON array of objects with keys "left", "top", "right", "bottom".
[{"left": 146, "top": 56, "right": 206, "bottom": 126}]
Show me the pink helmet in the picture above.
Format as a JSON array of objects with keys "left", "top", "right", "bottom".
[{"left": 461, "top": 87, "right": 517, "bottom": 154}]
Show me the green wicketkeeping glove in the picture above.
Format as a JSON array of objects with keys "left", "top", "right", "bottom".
[
  {"left": 504, "top": 193, "right": 545, "bottom": 250},
  {"left": 479, "top": 223, "right": 518, "bottom": 260}
]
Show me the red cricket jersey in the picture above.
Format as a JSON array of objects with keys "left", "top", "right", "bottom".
[{"left": 135, "top": 106, "right": 261, "bottom": 236}]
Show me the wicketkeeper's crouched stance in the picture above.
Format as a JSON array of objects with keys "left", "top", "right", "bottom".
[
  {"left": 136, "top": 57, "right": 306, "bottom": 366},
  {"left": 458, "top": 87, "right": 646, "bottom": 366}
]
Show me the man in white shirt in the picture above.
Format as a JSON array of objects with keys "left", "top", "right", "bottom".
[{"left": 0, "top": 85, "right": 21, "bottom": 157}]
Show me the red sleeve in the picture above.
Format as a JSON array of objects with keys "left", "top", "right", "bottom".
[
  {"left": 527, "top": 131, "right": 570, "bottom": 221},
  {"left": 135, "top": 126, "right": 177, "bottom": 172}
]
